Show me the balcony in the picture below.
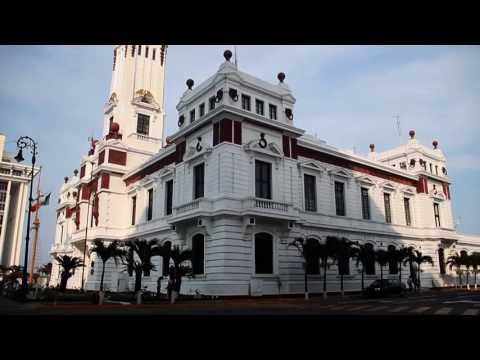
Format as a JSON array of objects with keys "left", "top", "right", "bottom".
[{"left": 170, "top": 196, "right": 298, "bottom": 224}]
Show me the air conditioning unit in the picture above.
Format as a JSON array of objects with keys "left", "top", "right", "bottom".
[
  {"left": 196, "top": 218, "right": 203, "bottom": 227},
  {"left": 170, "top": 225, "right": 176, "bottom": 231},
  {"left": 249, "top": 217, "right": 256, "bottom": 226},
  {"left": 288, "top": 220, "right": 295, "bottom": 229}
]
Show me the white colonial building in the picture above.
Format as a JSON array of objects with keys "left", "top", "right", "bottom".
[
  {"left": 0, "top": 133, "right": 39, "bottom": 267},
  {"left": 49, "top": 46, "right": 480, "bottom": 296}
]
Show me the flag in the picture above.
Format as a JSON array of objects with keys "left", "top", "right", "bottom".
[{"left": 30, "top": 192, "right": 51, "bottom": 212}]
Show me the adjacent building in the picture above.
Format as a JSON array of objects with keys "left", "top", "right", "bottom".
[
  {"left": 49, "top": 46, "right": 480, "bottom": 296},
  {"left": 0, "top": 133, "right": 38, "bottom": 267}
]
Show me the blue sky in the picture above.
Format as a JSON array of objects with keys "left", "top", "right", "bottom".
[{"left": 1, "top": 45, "right": 479, "bottom": 268}]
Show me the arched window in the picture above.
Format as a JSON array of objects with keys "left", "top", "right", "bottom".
[
  {"left": 305, "top": 238, "right": 320, "bottom": 275},
  {"left": 192, "top": 234, "right": 205, "bottom": 275},
  {"left": 388, "top": 245, "right": 398, "bottom": 274},
  {"left": 255, "top": 233, "right": 274, "bottom": 274},
  {"left": 162, "top": 241, "right": 172, "bottom": 276},
  {"left": 438, "top": 248, "right": 446, "bottom": 275},
  {"left": 365, "top": 243, "right": 375, "bottom": 275}
]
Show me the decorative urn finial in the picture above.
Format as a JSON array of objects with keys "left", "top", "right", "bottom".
[
  {"left": 432, "top": 140, "right": 438, "bottom": 149},
  {"left": 409, "top": 130, "right": 415, "bottom": 139},
  {"left": 277, "top": 72, "right": 286, "bottom": 83},
  {"left": 186, "top": 79, "right": 194, "bottom": 90},
  {"left": 223, "top": 50, "right": 232, "bottom": 62},
  {"left": 369, "top": 144, "right": 375, "bottom": 152}
]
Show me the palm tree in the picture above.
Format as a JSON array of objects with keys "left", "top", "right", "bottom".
[
  {"left": 395, "top": 247, "right": 409, "bottom": 285},
  {"left": 124, "top": 239, "right": 162, "bottom": 295},
  {"left": 320, "top": 236, "right": 339, "bottom": 299},
  {"left": 403, "top": 247, "right": 418, "bottom": 291},
  {"left": 355, "top": 243, "right": 373, "bottom": 291},
  {"left": 89, "top": 240, "right": 127, "bottom": 292},
  {"left": 335, "top": 237, "right": 358, "bottom": 298},
  {"left": 169, "top": 245, "right": 192, "bottom": 301},
  {"left": 54, "top": 255, "right": 84, "bottom": 292},
  {"left": 38, "top": 263, "right": 52, "bottom": 287},
  {"left": 460, "top": 251, "right": 471, "bottom": 290},
  {"left": 375, "top": 249, "right": 389, "bottom": 291},
  {"left": 446, "top": 253, "right": 463, "bottom": 288},
  {"left": 289, "top": 237, "right": 321, "bottom": 300},
  {"left": 470, "top": 252, "right": 480, "bottom": 290},
  {"left": 411, "top": 250, "right": 434, "bottom": 290}
]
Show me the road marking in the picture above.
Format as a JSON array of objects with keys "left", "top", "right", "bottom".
[
  {"left": 348, "top": 305, "right": 372, "bottom": 311},
  {"left": 366, "top": 305, "right": 389, "bottom": 312},
  {"left": 389, "top": 306, "right": 410, "bottom": 313},
  {"left": 434, "top": 307, "right": 453, "bottom": 315},
  {"left": 462, "top": 309, "right": 479, "bottom": 316},
  {"left": 409, "top": 306, "right": 431, "bottom": 313}
]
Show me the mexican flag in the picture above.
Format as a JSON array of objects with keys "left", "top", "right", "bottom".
[{"left": 30, "top": 192, "right": 51, "bottom": 212}]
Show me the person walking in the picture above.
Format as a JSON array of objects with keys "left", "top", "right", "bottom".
[
  {"left": 407, "top": 276, "right": 413, "bottom": 292},
  {"left": 167, "top": 266, "right": 176, "bottom": 304}
]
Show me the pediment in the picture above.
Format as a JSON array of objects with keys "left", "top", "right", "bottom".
[
  {"left": 380, "top": 181, "right": 397, "bottom": 191},
  {"left": 328, "top": 168, "right": 353, "bottom": 179},
  {"left": 244, "top": 139, "right": 283, "bottom": 159},
  {"left": 355, "top": 175, "right": 377, "bottom": 187},
  {"left": 183, "top": 139, "right": 213, "bottom": 164},
  {"left": 298, "top": 160, "right": 327, "bottom": 173},
  {"left": 400, "top": 186, "right": 415, "bottom": 195}
]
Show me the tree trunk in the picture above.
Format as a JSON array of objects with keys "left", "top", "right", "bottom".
[
  {"left": 380, "top": 266, "right": 384, "bottom": 292},
  {"left": 100, "top": 262, "right": 106, "bottom": 292},
  {"left": 361, "top": 267, "right": 364, "bottom": 292},
  {"left": 475, "top": 272, "right": 477, "bottom": 290},
  {"left": 304, "top": 266, "right": 309, "bottom": 300},
  {"left": 341, "top": 274, "right": 344, "bottom": 298},
  {"left": 399, "top": 263, "right": 402, "bottom": 283},
  {"left": 417, "top": 265, "right": 421, "bottom": 291},
  {"left": 323, "top": 259, "right": 327, "bottom": 299},
  {"left": 59, "top": 272, "right": 69, "bottom": 292},
  {"left": 134, "top": 269, "right": 142, "bottom": 293}
]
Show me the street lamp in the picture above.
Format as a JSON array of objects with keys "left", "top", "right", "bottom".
[
  {"left": 80, "top": 160, "right": 95, "bottom": 292},
  {"left": 14, "top": 136, "right": 38, "bottom": 297}
]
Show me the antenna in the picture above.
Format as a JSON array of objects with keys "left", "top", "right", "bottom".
[
  {"left": 393, "top": 115, "right": 401, "bottom": 145},
  {"left": 234, "top": 45, "right": 238, "bottom": 67}
]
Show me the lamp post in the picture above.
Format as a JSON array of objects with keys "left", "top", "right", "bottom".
[
  {"left": 14, "top": 136, "right": 38, "bottom": 297},
  {"left": 80, "top": 160, "right": 95, "bottom": 292}
]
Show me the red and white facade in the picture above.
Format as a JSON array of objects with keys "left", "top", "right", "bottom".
[{"left": 49, "top": 47, "right": 480, "bottom": 295}]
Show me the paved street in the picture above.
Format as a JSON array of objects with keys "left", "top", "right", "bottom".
[{"left": 1, "top": 289, "right": 480, "bottom": 316}]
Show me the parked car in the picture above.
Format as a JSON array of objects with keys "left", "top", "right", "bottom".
[{"left": 364, "top": 279, "right": 407, "bottom": 298}]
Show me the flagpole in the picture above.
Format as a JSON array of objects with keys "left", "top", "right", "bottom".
[{"left": 29, "top": 166, "right": 42, "bottom": 285}]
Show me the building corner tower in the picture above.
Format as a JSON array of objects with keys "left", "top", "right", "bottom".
[{"left": 104, "top": 45, "right": 168, "bottom": 153}]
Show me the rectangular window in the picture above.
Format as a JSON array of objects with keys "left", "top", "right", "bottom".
[
  {"left": 255, "top": 160, "right": 272, "bottom": 199},
  {"left": 193, "top": 163, "right": 205, "bottom": 199},
  {"left": 335, "top": 181, "right": 345, "bottom": 216},
  {"left": 190, "top": 109, "right": 196, "bottom": 123},
  {"left": 137, "top": 114, "right": 150, "bottom": 135},
  {"left": 255, "top": 99, "right": 264, "bottom": 116},
  {"left": 152, "top": 48, "right": 156, "bottom": 60},
  {"left": 60, "top": 225, "right": 64, "bottom": 244},
  {"left": 147, "top": 189, "right": 153, "bottom": 221},
  {"left": 165, "top": 180, "right": 173, "bottom": 215},
  {"left": 430, "top": 163, "right": 433, "bottom": 173},
  {"left": 131, "top": 196, "right": 136, "bottom": 226},
  {"left": 209, "top": 96, "right": 216, "bottom": 111},
  {"left": 199, "top": 103, "right": 205, "bottom": 117},
  {"left": 435, "top": 165, "right": 438, "bottom": 175},
  {"left": 138, "top": 45, "right": 141, "bottom": 55},
  {"left": 145, "top": 46, "right": 149, "bottom": 58},
  {"left": 241, "top": 94, "right": 251, "bottom": 111},
  {"left": 404, "top": 197, "right": 412, "bottom": 226},
  {"left": 434, "top": 203, "right": 441, "bottom": 227},
  {"left": 304, "top": 174, "right": 317, "bottom": 212},
  {"left": 361, "top": 187, "right": 370, "bottom": 220},
  {"left": 384, "top": 193, "right": 392, "bottom": 223},
  {"left": 269, "top": 104, "right": 277, "bottom": 120}
]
